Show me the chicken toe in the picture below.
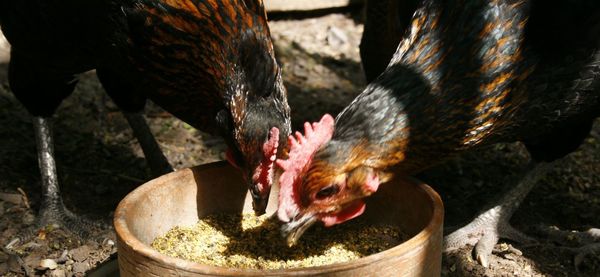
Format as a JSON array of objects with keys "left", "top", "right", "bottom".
[
  {"left": 38, "top": 199, "right": 110, "bottom": 238},
  {"left": 444, "top": 161, "right": 555, "bottom": 267},
  {"left": 444, "top": 204, "right": 535, "bottom": 267},
  {"left": 534, "top": 226, "right": 600, "bottom": 270},
  {"left": 25, "top": 117, "right": 110, "bottom": 242},
  {"left": 536, "top": 226, "right": 600, "bottom": 245},
  {"left": 7, "top": 203, "right": 110, "bottom": 249}
]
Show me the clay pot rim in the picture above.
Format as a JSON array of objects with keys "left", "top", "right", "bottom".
[{"left": 114, "top": 162, "right": 444, "bottom": 275}]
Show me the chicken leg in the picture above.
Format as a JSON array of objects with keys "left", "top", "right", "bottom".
[
  {"left": 445, "top": 155, "right": 600, "bottom": 269},
  {"left": 33, "top": 117, "right": 107, "bottom": 237},
  {"left": 95, "top": 69, "right": 173, "bottom": 176},
  {"left": 123, "top": 112, "right": 173, "bottom": 176},
  {"left": 8, "top": 112, "right": 170, "bottom": 249},
  {"left": 443, "top": 161, "right": 551, "bottom": 267}
]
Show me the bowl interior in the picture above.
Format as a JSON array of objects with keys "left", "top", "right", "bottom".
[
  {"left": 116, "top": 161, "right": 442, "bottom": 276},
  {"left": 122, "top": 161, "right": 273, "bottom": 244},
  {"left": 122, "top": 162, "right": 433, "bottom": 245}
]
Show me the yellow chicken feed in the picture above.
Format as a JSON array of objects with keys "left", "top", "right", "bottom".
[{"left": 151, "top": 213, "right": 407, "bottom": 269}]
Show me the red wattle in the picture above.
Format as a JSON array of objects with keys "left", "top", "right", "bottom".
[{"left": 320, "top": 200, "right": 366, "bottom": 227}]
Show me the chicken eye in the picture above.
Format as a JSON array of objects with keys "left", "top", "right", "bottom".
[{"left": 315, "top": 185, "right": 340, "bottom": 199}]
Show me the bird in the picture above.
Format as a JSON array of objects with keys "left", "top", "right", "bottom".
[
  {"left": 0, "top": 0, "right": 291, "bottom": 239},
  {"left": 275, "top": 0, "right": 600, "bottom": 267},
  {"left": 359, "top": 0, "right": 419, "bottom": 83}
]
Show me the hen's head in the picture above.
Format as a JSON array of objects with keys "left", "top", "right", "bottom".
[
  {"left": 217, "top": 33, "right": 291, "bottom": 215},
  {"left": 276, "top": 114, "right": 382, "bottom": 246},
  {"left": 219, "top": 97, "right": 290, "bottom": 215},
  {"left": 206, "top": 1, "right": 292, "bottom": 215}
]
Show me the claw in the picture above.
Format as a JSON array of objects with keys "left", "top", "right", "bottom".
[
  {"left": 476, "top": 252, "right": 489, "bottom": 268},
  {"left": 444, "top": 207, "right": 533, "bottom": 267},
  {"left": 473, "top": 228, "right": 499, "bottom": 268}
]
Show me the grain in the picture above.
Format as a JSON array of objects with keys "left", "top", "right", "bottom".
[{"left": 151, "top": 213, "right": 407, "bottom": 269}]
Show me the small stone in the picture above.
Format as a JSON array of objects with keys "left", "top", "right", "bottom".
[
  {"left": 70, "top": 245, "right": 92, "bottom": 262},
  {"left": 39, "top": 259, "right": 58, "bottom": 270},
  {"left": 72, "top": 262, "right": 89, "bottom": 274},
  {"left": 50, "top": 268, "right": 67, "bottom": 277},
  {"left": 326, "top": 26, "right": 348, "bottom": 47},
  {"left": 104, "top": 239, "right": 115, "bottom": 247},
  {"left": 55, "top": 250, "right": 69, "bottom": 264}
]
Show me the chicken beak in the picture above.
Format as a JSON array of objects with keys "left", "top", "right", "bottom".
[
  {"left": 281, "top": 213, "right": 318, "bottom": 247},
  {"left": 250, "top": 185, "right": 268, "bottom": 215}
]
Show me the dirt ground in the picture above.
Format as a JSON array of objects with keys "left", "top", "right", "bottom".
[{"left": 0, "top": 6, "right": 599, "bottom": 277}]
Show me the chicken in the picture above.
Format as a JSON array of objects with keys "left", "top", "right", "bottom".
[
  {"left": 0, "top": 0, "right": 291, "bottom": 239},
  {"left": 359, "top": 0, "right": 419, "bottom": 83},
  {"left": 276, "top": 0, "right": 600, "bottom": 266}
]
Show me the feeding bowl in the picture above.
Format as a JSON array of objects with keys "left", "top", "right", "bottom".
[{"left": 114, "top": 161, "right": 444, "bottom": 276}]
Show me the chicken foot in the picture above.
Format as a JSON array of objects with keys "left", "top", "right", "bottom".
[
  {"left": 444, "top": 161, "right": 555, "bottom": 267},
  {"left": 8, "top": 117, "right": 110, "bottom": 248},
  {"left": 535, "top": 226, "right": 600, "bottom": 270},
  {"left": 123, "top": 112, "right": 173, "bottom": 176}
]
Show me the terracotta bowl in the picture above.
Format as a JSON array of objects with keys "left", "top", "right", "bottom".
[{"left": 114, "top": 161, "right": 444, "bottom": 276}]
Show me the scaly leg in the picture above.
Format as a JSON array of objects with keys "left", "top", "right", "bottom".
[
  {"left": 12, "top": 117, "right": 109, "bottom": 245},
  {"left": 123, "top": 112, "right": 173, "bottom": 176},
  {"left": 444, "top": 161, "right": 554, "bottom": 267},
  {"left": 95, "top": 69, "right": 173, "bottom": 176}
]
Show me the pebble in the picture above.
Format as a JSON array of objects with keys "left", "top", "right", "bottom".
[
  {"left": 326, "top": 26, "right": 348, "bottom": 47},
  {"left": 50, "top": 268, "right": 67, "bottom": 277},
  {"left": 39, "top": 259, "right": 58, "bottom": 270},
  {"left": 55, "top": 250, "right": 69, "bottom": 264},
  {"left": 72, "top": 261, "right": 89, "bottom": 274},
  {"left": 104, "top": 239, "right": 115, "bottom": 247},
  {"left": 70, "top": 245, "right": 92, "bottom": 262}
]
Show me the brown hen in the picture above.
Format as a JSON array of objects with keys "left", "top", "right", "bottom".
[{"left": 277, "top": 0, "right": 600, "bottom": 266}]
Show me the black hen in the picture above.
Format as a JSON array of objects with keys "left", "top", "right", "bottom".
[{"left": 0, "top": 0, "right": 291, "bottom": 239}]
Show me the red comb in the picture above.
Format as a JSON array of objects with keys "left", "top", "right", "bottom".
[
  {"left": 254, "top": 127, "right": 279, "bottom": 193},
  {"left": 277, "top": 114, "right": 335, "bottom": 222}
]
